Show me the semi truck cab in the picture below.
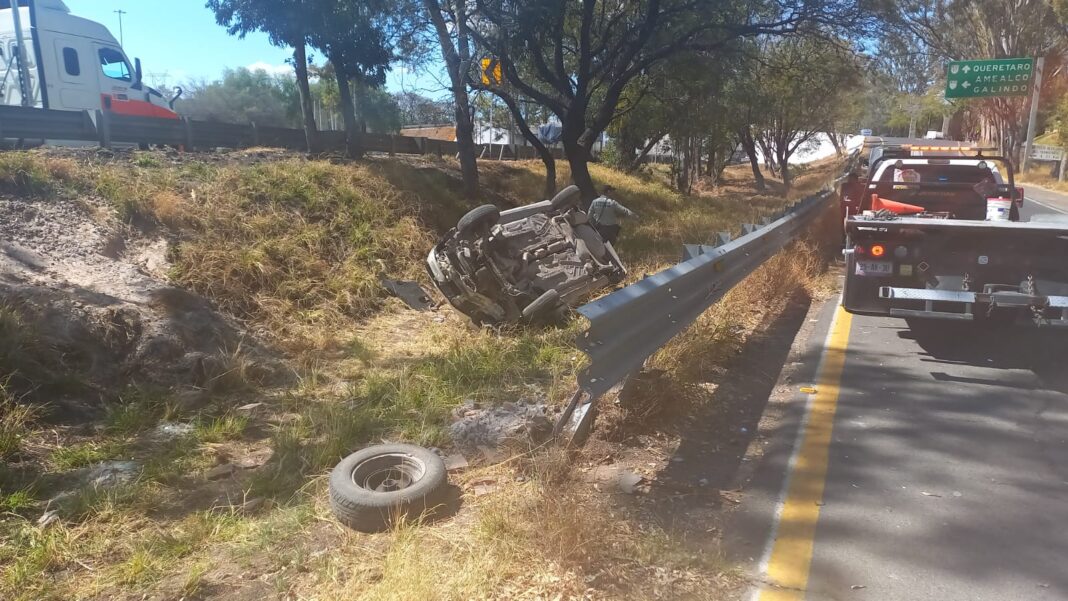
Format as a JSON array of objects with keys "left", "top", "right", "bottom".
[{"left": 0, "top": 0, "right": 177, "bottom": 118}]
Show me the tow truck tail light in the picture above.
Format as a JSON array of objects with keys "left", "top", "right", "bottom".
[
  {"left": 1015, "top": 187, "right": 1025, "bottom": 207},
  {"left": 870, "top": 244, "right": 886, "bottom": 257},
  {"left": 854, "top": 244, "right": 866, "bottom": 255}
]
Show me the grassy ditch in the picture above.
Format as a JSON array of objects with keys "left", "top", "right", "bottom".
[{"left": 0, "top": 148, "right": 841, "bottom": 600}]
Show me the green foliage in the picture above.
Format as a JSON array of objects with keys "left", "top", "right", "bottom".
[
  {"left": 0, "top": 378, "right": 35, "bottom": 460},
  {"left": 180, "top": 67, "right": 303, "bottom": 127},
  {"left": 193, "top": 413, "right": 249, "bottom": 443},
  {"left": 104, "top": 388, "right": 173, "bottom": 436},
  {"left": 49, "top": 441, "right": 128, "bottom": 471}
]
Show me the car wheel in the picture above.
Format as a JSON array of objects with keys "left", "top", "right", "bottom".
[
  {"left": 329, "top": 443, "right": 449, "bottom": 533},
  {"left": 550, "top": 185, "right": 582, "bottom": 212},
  {"left": 521, "top": 289, "right": 561, "bottom": 319},
  {"left": 457, "top": 204, "right": 500, "bottom": 237}
]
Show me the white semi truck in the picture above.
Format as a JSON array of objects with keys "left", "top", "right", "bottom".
[{"left": 1, "top": 0, "right": 178, "bottom": 118}]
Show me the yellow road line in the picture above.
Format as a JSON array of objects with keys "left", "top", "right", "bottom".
[{"left": 757, "top": 306, "right": 853, "bottom": 601}]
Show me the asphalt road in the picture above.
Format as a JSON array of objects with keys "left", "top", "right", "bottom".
[{"left": 736, "top": 188, "right": 1068, "bottom": 600}]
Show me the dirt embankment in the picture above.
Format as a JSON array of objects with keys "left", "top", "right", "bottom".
[{"left": 0, "top": 147, "right": 843, "bottom": 601}]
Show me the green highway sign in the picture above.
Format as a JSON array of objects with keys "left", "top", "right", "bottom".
[{"left": 945, "top": 58, "right": 1034, "bottom": 99}]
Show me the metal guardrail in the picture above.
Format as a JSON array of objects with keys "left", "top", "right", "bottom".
[
  {"left": 555, "top": 152, "right": 861, "bottom": 444},
  {"left": 0, "top": 105, "right": 564, "bottom": 161}
]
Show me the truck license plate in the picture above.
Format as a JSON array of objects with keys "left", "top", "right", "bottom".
[{"left": 856, "top": 260, "right": 893, "bottom": 276}]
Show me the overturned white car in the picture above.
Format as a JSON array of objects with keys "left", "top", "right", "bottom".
[{"left": 426, "top": 186, "right": 627, "bottom": 324}]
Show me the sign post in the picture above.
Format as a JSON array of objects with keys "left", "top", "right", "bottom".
[
  {"left": 945, "top": 57, "right": 1034, "bottom": 99},
  {"left": 1021, "top": 56, "right": 1045, "bottom": 173}
]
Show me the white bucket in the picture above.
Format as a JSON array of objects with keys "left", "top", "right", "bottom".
[{"left": 986, "top": 197, "right": 1012, "bottom": 221}]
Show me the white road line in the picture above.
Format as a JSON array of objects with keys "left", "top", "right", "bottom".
[{"left": 1026, "top": 196, "right": 1068, "bottom": 214}]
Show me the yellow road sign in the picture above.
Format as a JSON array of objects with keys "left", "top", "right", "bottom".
[{"left": 481, "top": 58, "right": 502, "bottom": 85}]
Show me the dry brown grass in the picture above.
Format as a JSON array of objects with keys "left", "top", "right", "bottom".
[
  {"left": 0, "top": 148, "right": 843, "bottom": 601},
  {"left": 1017, "top": 167, "right": 1068, "bottom": 193}
]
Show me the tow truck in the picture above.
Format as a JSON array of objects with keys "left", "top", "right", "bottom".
[{"left": 842, "top": 140, "right": 1068, "bottom": 327}]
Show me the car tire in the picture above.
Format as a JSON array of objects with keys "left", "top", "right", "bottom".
[
  {"left": 329, "top": 443, "right": 449, "bottom": 533},
  {"left": 521, "top": 289, "right": 561, "bottom": 319},
  {"left": 457, "top": 204, "right": 500, "bottom": 237},
  {"left": 550, "top": 185, "right": 582, "bottom": 212}
]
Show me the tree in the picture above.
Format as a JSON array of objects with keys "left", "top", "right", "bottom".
[
  {"left": 394, "top": 92, "right": 454, "bottom": 125},
  {"left": 306, "top": 1, "right": 395, "bottom": 156},
  {"left": 883, "top": 0, "right": 1068, "bottom": 162},
  {"left": 469, "top": 0, "right": 875, "bottom": 201},
  {"left": 421, "top": 0, "right": 480, "bottom": 198},
  {"left": 180, "top": 68, "right": 302, "bottom": 126},
  {"left": 749, "top": 37, "right": 862, "bottom": 189},
  {"left": 206, "top": 0, "right": 320, "bottom": 151}
]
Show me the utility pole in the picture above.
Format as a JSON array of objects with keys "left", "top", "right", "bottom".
[
  {"left": 1022, "top": 56, "right": 1045, "bottom": 173},
  {"left": 114, "top": 9, "right": 127, "bottom": 46},
  {"left": 10, "top": 0, "right": 35, "bottom": 106}
]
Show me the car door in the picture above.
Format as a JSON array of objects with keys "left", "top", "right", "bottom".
[{"left": 51, "top": 38, "right": 96, "bottom": 110}]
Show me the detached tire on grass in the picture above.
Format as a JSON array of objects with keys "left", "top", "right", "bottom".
[{"left": 329, "top": 443, "right": 448, "bottom": 533}]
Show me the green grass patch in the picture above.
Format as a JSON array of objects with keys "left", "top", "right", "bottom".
[
  {"left": 0, "top": 487, "right": 37, "bottom": 514},
  {"left": 104, "top": 387, "right": 173, "bottom": 436},
  {"left": 48, "top": 440, "right": 129, "bottom": 471},
  {"left": 0, "top": 152, "right": 78, "bottom": 197},
  {"left": 193, "top": 412, "right": 249, "bottom": 443},
  {"left": 0, "top": 378, "right": 35, "bottom": 460}
]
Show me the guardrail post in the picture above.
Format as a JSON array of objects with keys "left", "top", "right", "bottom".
[
  {"left": 96, "top": 109, "right": 112, "bottom": 149},
  {"left": 1060, "top": 153, "right": 1067, "bottom": 183},
  {"left": 435, "top": 140, "right": 443, "bottom": 159},
  {"left": 250, "top": 121, "right": 260, "bottom": 147},
  {"left": 181, "top": 117, "right": 194, "bottom": 151}
]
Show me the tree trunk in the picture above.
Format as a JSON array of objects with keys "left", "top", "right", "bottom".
[
  {"left": 292, "top": 41, "right": 319, "bottom": 153},
  {"left": 738, "top": 128, "right": 765, "bottom": 192},
  {"left": 563, "top": 134, "right": 597, "bottom": 202},
  {"left": 828, "top": 132, "right": 842, "bottom": 157},
  {"left": 779, "top": 148, "right": 792, "bottom": 191},
  {"left": 333, "top": 65, "right": 361, "bottom": 158},
  {"left": 627, "top": 133, "right": 665, "bottom": 172},
  {"left": 423, "top": 0, "right": 478, "bottom": 198},
  {"left": 493, "top": 91, "right": 556, "bottom": 197}
]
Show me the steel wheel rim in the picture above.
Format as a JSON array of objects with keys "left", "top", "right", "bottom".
[{"left": 351, "top": 453, "right": 426, "bottom": 493}]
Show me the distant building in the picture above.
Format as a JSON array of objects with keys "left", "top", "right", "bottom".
[{"left": 400, "top": 125, "right": 456, "bottom": 142}]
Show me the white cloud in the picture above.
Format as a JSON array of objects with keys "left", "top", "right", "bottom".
[{"left": 246, "top": 61, "right": 293, "bottom": 76}]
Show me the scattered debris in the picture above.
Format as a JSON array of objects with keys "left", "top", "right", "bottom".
[
  {"left": 46, "top": 461, "right": 143, "bottom": 510},
  {"left": 584, "top": 465, "right": 646, "bottom": 495},
  {"left": 153, "top": 421, "right": 195, "bottom": 440},
  {"left": 469, "top": 477, "right": 500, "bottom": 497},
  {"left": 920, "top": 491, "right": 942, "bottom": 498},
  {"left": 237, "top": 497, "right": 268, "bottom": 514},
  {"left": 381, "top": 278, "right": 434, "bottom": 311},
  {"left": 851, "top": 584, "right": 867, "bottom": 590},
  {"left": 448, "top": 399, "right": 553, "bottom": 452},
  {"left": 205, "top": 463, "right": 238, "bottom": 480},
  {"left": 37, "top": 510, "right": 61, "bottom": 528},
  {"left": 800, "top": 386, "right": 818, "bottom": 394},
  {"left": 443, "top": 453, "right": 470, "bottom": 471},
  {"left": 477, "top": 445, "right": 506, "bottom": 464},
  {"left": 235, "top": 402, "right": 265, "bottom": 414}
]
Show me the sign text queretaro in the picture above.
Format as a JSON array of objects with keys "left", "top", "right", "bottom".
[{"left": 945, "top": 58, "right": 1034, "bottom": 99}]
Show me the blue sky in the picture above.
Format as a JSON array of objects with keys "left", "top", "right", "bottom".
[{"left": 63, "top": 0, "right": 442, "bottom": 94}]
